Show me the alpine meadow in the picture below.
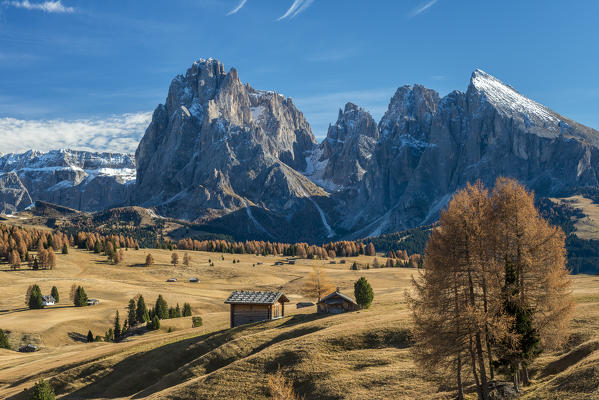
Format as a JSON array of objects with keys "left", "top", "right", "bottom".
[{"left": 1, "top": 1, "right": 599, "bottom": 399}]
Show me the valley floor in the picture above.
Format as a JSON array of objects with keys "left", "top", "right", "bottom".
[{"left": 0, "top": 249, "right": 598, "bottom": 399}]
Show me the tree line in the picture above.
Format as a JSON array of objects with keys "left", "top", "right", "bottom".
[
  {"left": 408, "top": 179, "right": 573, "bottom": 399},
  {"left": 95, "top": 294, "right": 194, "bottom": 343},
  {"left": 0, "top": 225, "right": 68, "bottom": 270},
  {"left": 176, "top": 238, "right": 376, "bottom": 259}
]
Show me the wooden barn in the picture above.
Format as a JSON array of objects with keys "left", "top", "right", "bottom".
[
  {"left": 225, "top": 291, "right": 289, "bottom": 328},
  {"left": 317, "top": 291, "right": 359, "bottom": 314}
]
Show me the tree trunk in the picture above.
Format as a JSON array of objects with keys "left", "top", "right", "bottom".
[
  {"left": 485, "top": 328, "right": 494, "bottom": 380},
  {"left": 469, "top": 335, "right": 482, "bottom": 399},
  {"left": 512, "top": 362, "right": 520, "bottom": 392},
  {"left": 457, "top": 354, "right": 465, "bottom": 400},
  {"left": 481, "top": 272, "right": 494, "bottom": 380},
  {"left": 475, "top": 332, "right": 490, "bottom": 400},
  {"left": 468, "top": 270, "right": 490, "bottom": 400},
  {"left": 521, "top": 364, "right": 530, "bottom": 386}
]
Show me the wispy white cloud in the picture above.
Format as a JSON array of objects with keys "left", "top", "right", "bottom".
[
  {"left": 0, "top": 112, "right": 151, "bottom": 154},
  {"left": 226, "top": 0, "right": 247, "bottom": 16},
  {"left": 3, "top": 0, "right": 74, "bottom": 13},
  {"left": 278, "top": 0, "right": 314, "bottom": 20},
  {"left": 409, "top": 0, "right": 438, "bottom": 17}
]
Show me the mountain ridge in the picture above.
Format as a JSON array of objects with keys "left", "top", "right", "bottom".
[{"left": 2, "top": 60, "right": 598, "bottom": 243}]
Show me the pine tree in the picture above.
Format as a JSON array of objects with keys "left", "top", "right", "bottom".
[
  {"left": 127, "top": 298, "right": 137, "bottom": 327},
  {"left": 74, "top": 286, "right": 88, "bottom": 307},
  {"left": 27, "top": 284, "right": 44, "bottom": 309},
  {"left": 136, "top": 295, "right": 149, "bottom": 323},
  {"left": 30, "top": 378, "right": 55, "bottom": 400},
  {"left": 50, "top": 286, "right": 59, "bottom": 303},
  {"left": 182, "top": 302, "right": 192, "bottom": 317},
  {"left": 148, "top": 315, "right": 160, "bottom": 330},
  {"left": 354, "top": 277, "right": 374, "bottom": 309},
  {"left": 0, "top": 328, "right": 10, "bottom": 349},
  {"left": 86, "top": 330, "right": 94, "bottom": 343},
  {"left": 155, "top": 295, "right": 169, "bottom": 319},
  {"left": 175, "top": 303, "right": 181, "bottom": 318},
  {"left": 62, "top": 243, "right": 68, "bottom": 254},
  {"left": 113, "top": 310, "right": 121, "bottom": 340}
]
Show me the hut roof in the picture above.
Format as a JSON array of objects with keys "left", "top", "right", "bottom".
[
  {"left": 225, "top": 291, "right": 289, "bottom": 305},
  {"left": 318, "top": 291, "right": 358, "bottom": 306},
  {"left": 42, "top": 295, "right": 55, "bottom": 303}
]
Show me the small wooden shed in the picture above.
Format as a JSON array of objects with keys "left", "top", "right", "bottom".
[
  {"left": 317, "top": 291, "right": 359, "bottom": 314},
  {"left": 225, "top": 291, "right": 289, "bottom": 328}
]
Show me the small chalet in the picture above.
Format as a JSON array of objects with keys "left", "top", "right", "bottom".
[
  {"left": 225, "top": 291, "right": 289, "bottom": 328},
  {"left": 317, "top": 291, "right": 359, "bottom": 314},
  {"left": 42, "top": 295, "right": 55, "bottom": 306},
  {"left": 18, "top": 344, "right": 38, "bottom": 352}
]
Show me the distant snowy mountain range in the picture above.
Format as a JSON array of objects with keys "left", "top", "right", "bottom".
[
  {"left": 0, "top": 150, "right": 135, "bottom": 214},
  {"left": 1, "top": 59, "right": 598, "bottom": 242}
]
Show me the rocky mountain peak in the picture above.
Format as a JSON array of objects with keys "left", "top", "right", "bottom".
[
  {"left": 468, "top": 69, "right": 560, "bottom": 131},
  {"left": 303, "top": 102, "right": 379, "bottom": 191},
  {"left": 134, "top": 58, "right": 332, "bottom": 242},
  {"left": 379, "top": 84, "right": 440, "bottom": 140}
]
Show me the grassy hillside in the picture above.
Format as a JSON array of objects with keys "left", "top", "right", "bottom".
[{"left": 1, "top": 248, "right": 598, "bottom": 399}]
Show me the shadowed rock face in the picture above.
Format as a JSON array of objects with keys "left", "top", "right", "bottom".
[
  {"left": 316, "top": 103, "right": 379, "bottom": 188},
  {"left": 343, "top": 70, "right": 599, "bottom": 238},
  {"left": 0, "top": 150, "right": 135, "bottom": 213},
  {"left": 0, "top": 172, "right": 32, "bottom": 214},
  {"left": 134, "top": 58, "right": 336, "bottom": 242}
]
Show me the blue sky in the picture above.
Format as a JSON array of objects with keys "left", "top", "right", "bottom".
[{"left": 0, "top": 0, "right": 598, "bottom": 153}]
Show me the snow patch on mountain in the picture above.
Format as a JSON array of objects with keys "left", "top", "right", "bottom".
[
  {"left": 471, "top": 69, "right": 559, "bottom": 125},
  {"left": 303, "top": 146, "right": 343, "bottom": 192}
]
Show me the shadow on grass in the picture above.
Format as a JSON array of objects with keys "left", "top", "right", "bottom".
[
  {"left": 67, "top": 332, "right": 88, "bottom": 343},
  {"left": 0, "top": 305, "right": 74, "bottom": 315},
  {"left": 56, "top": 331, "right": 222, "bottom": 400}
]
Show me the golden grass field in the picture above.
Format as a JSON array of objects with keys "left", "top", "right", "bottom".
[
  {"left": 0, "top": 248, "right": 598, "bottom": 399},
  {"left": 552, "top": 195, "right": 599, "bottom": 240}
]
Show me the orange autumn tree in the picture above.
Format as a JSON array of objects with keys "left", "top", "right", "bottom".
[
  {"left": 303, "top": 264, "right": 335, "bottom": 302},
  {"left": 408, "top": 179, "right": 572, "bottom": 400}
]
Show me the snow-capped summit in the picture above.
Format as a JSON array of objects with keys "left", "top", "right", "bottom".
[{"left": 469, "top": 69, "right": 560, "bottom": 127}]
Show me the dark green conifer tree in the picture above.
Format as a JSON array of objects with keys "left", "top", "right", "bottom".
[
  {"left": 127, "top": 298, "right": 137, "bottom": 326},
  {"left": 182, "top": 302, "right": 192, "bottom": 317},
  {"left": 155, "top": 295, "right": 168, "bottom": 319},
  {"left": 50, "top": 286, "right": 59, "bottom": 303},
  {"left": 354, "top": 277, "right": 374, "bottom": 309},
  {"left": 135, "top": 295, "right": 149, "bottom": 323}
]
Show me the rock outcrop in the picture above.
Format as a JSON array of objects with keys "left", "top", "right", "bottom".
[
  {"left": 0, "top": 172, "right": 33, "bottom": 214},
  {"left": 134, "top": 58, "right": 336, "bottom": 241},
  {"left": 304, "top": 103, "right": 379, "bottom": 190}
]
